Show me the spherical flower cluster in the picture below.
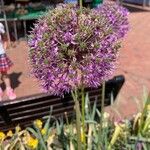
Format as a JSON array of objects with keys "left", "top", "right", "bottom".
[{"left": 28, "top": 3, "right": 129, "bottom": 95}]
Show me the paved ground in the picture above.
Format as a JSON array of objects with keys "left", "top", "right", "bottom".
[
  {"left": 106, "top": 6, "right": 150, "bottom": 119},
  {"left": 2, "top": 5, "right": 150, "bottom": 119}
]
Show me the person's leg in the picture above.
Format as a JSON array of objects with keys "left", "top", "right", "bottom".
[
  {"left": 1, "top": 71, "right": 16, "bottom": 100},
  {"left": 0, "top": 86, "right": 3, "bottom": 101},
  {"left": 1, "top": 72, "right": 11, "bottom": 89}
]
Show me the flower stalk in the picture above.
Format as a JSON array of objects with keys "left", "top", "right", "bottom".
[
  {"left": 100, "top": 82, "right": 105, "bottom": 131},
  {"left": 72, "top": 90, "right": 82, "bottom": 150},
  {"left": 79, "top": 0, "right": 83, "bottom": 11},
  {"left": 81, "top": 87, "right": 86, "bottom": 148}
]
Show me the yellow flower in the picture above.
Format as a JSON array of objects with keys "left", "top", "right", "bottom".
[
  {"left": 147, "top": 105, "right": 150, "bottom": 111},
  {"left": 27, "top": 136, "right": 38, "bottom": 149},
  {"left": 22, "top": 133, "right": 30, "bottom": 144},
  {"left": 34, "top": 119, "right": 43, "bottom": 129},
  {"left": 0, "top": 132, "right": 6, "bottom": 140},
  {"left": 7, "top": 130, "right": 13, "bottom": 137},
  {"left": 16, "top": 125, "right": 21, "bottom": 132},
  {"left": 102, "top": 122, "right": 108, "bottom": 128},
  {"left": 41, "top": 128, "right": 46, "bottom": 135},
  {"left": 108, "top": 125, "right": 122, "bottom": 150},
  {"left": 47, "top": 134, "right": 55, "bottom": 145},
  {"left": 103, "top": 112, "right": 110, "bottom": 120}
]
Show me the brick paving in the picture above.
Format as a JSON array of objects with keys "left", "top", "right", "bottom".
[
  {"left": 2, "top": 41, "right": 41, "bottom": 99},
  {"left": 106, "top": 8, "right": 150, "bottom": 119},
  {"left": 3, "top": 7, "right": 150, "bottom": 119}
]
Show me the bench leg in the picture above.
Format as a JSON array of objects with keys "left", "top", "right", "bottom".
[{"left": 0, "top": 105, "right": 11, "bottom": 124}]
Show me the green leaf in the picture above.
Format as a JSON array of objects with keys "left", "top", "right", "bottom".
[
  {"left": 96, "top": 109, "right": 101, "bottom": 119},
  {"left": 36, "top": 128, "right": 47, "bottom": 150},
  {"left": 26, "top": 127, "right": 39, "bottom": 139},
  {"left": 85, "top": 92, "right": 90, "bottom": 119},
  {"left": 142, "top": 142, "right": 148, "bottom": 150},
  {"left": 56, "top": 120, "right": 61, "bottom": 135},
  {"left": 91, "top": 100, "right": 97, "bottom": 120},
  {"left": 47, "top": 127, "right": 52, "bottom": 139},
  {"left": 85, "top": 120, "right": 97, "bottom": 124},
  {"left": 139, "top": 93, "right": 150, "bottom": 134},
  {"left": 43, "top": 107, "right": 53, "bottom": 139},
  {"left": 142, "top": 117, "right": 150, "bottom": 134}
]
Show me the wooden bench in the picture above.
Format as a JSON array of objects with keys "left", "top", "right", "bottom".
[{"left": 0, "top": 75, "right": 125, "bottom": 132}]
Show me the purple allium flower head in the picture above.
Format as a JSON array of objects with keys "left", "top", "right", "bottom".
[{"left": 28, "top": 3, "right": 129, "bottom": 95}]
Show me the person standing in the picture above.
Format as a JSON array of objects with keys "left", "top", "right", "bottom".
[{"left": 0, "top": 22, "right": 16, "bottom": 100}]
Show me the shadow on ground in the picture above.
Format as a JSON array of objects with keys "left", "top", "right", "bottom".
[{"left": 0, "top": 72, "right": 22, "bottom": 90}]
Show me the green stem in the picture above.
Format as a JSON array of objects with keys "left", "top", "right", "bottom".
[
  {"left": 101, "top": 82, "right": 105, "bottom": 115},
  {"left": 100, "top": 82, "right": 105, "bottom": 131},
  {"left": 81, "top": 87, "right": 85, "bottom": 128},
  {"left": 75, "top": 99, "right": 82, "bottom": 150},
  {"left": 71, "top": 90, "right": 82, "bottom": 150},
  {"left": 37, "top": 128, "right": 47, "bottom": 150},
  {"left": 81, "top": 87, "right": 86, "bottom": 149},
  {"left": 79, "top": 0, "right": 83, "bottom": 11}
]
